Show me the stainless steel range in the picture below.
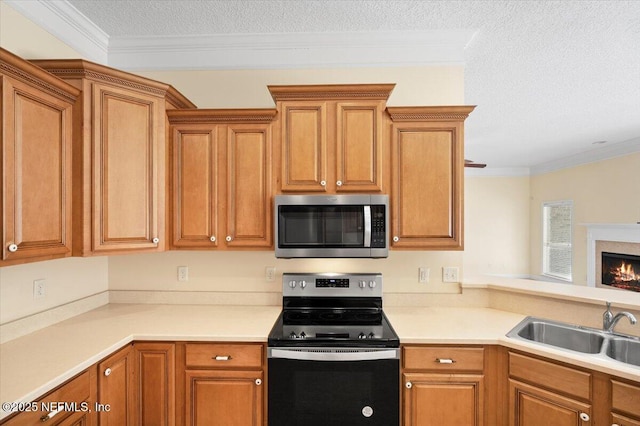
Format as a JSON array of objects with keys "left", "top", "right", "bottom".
[{"left": 267, "top": 273, "right": 400, "bottom": 426}]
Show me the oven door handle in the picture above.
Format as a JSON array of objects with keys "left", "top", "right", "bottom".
[{"left": 269, "top": 348, "right": 399, "bottom": 361}]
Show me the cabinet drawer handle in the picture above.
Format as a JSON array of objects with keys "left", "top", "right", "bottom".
[
  {"left": 152, "top": 237, "right": 160, "bottom": 244},
  {"left": 104, "top": 368, "right": 112, "bottom": 376},
  {"left": 210, "top": 236, "right": 216, "bottom": 242},
  {"left": 255, "top": 378, "right": 262, "bottom": 386},
  {"left": 39, "top": 406, "right": 62, "bottom": 422},
  {"left": 405, "top": 381, "right": 412, "bottom": 389},
  {"left": 214, "top": 355, "right": 232, "bottom": 361},
  {"left": 579, "top": 412, "right": 590, "bottom": 422},
  {"left": 7, "top": 243, "right": 18, "bottom": 253},
  {"left": 435, "top": 358, "right": 456, "bottom": 364}
]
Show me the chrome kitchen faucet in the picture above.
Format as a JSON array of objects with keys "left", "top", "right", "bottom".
[{"left": 603, "top": 301, "right": 637, "bottom": 333}]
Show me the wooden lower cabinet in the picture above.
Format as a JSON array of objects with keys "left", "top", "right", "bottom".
[
  {"left": 611, "top": 379, "right": 640, "bottom": 426},
  {"left": 508, "top": 351, "right": 593, "bottom": 426},
  {"left": 403, "top": 373, "right": 484, "bottom": 426},
  {"left": 402, "top": 345, "right": 493, "bottom": 426},
  {"left": 185, "top": 370, "right": 263, "bottom": 426},
  {"left": 97, "top": 344, "right": 135, "bottom": 425},
  {"left": 0, "top": 367, "right": 97, "bottom": 426},
  {"left": 180, "top": 342, "right": 265, "bottom": 426},
  {"left": 133, "top": 342, "right": 175, "bottom": 426}
]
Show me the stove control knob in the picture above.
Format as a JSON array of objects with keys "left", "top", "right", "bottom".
[
  {"left": 359, "top": 280, "right": 366, "bottom": 289},
  {"left": 369, "top": 280, "right": 377, "bottom": 288},
  {"left": 288, "top": 280, "right": 297, "bottom": 288},
  {"left": 299, "top": 331, "right": 306, "bottom": 338},
  {"left": 300, "top": 280, "right": 307, "bottom": 289},
  {"left": 358, "top": 333, "right": 366, "bottom": 339},
  {"left": 289, "top": 331, "right": 298, "bottom": 339},
  {"left": 368, "top": 332, "right": 376, "bottom": 339}
]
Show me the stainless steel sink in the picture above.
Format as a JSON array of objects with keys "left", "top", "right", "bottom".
[
  {"left": 507, "top": 317, "right": 640, "bottom": 368},
  {"left": 515, "top": 320, "right": 605, "bottom": 354},
  {"left": 606, "top": 337, "right": 640, "bottom": 367}
]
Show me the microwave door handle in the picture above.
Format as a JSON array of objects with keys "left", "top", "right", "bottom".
[{"left": 364, "top": 206, "right": 372, "bottom": 247}]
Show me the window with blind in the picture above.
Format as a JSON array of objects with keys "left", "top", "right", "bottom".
[{"left": 542, "top": 201, "right": 573, "bottom": 281}]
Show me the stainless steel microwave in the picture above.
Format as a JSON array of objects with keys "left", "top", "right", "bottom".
[{"left": 274, "top": 194, "right": 389, "bottom": 258}]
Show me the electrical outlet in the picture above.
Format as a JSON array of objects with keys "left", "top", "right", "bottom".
[
  {"left": 418, "top": 267, "right": 430, "bottom": 283},
  {"left": 177, "top": 266, "right": 189, "bottom": 282},
  {"left": 266, "top": 266, "right": 276, "bottom": 282},
  {"left": 442, "top": 267, "right": 459, "bottom": 283},
  {"left": 33, "top": 279, "right": 46, "bottom": 299}
]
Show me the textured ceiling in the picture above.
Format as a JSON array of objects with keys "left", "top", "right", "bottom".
[{"left": 64, "top": 0, "right": 640, "bottom": 171}]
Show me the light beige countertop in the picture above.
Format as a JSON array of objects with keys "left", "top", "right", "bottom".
[{"left": 1, "top": 303, "right": 639, "bottom": 421}]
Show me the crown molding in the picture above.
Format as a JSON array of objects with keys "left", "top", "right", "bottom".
[
  {"left": 464, "top": 167, "right": 531, "bottom": 177},
  {"left": 530, "top": 137, "right": 640, "bottom": 176},
  {"left": 4, "top": 0, "right": 109, "bottom": 64},
  {"left": 108, "top": 29, "right": 476, "bottom": 71}
]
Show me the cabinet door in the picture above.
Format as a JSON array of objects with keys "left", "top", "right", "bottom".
[
  {"left": 91, "top": 82, "right": 164, "bottom": 253},
  {"left": 98, "top": 345, "right": 135, "bottom": 426},
  {"left": 133, "top": 343, "right": 175, "bottom": 426},
  {"left": 612, "top": 413, "right": 640, "bottom": 426},
  {"left": 185, "top": 370, "right": 263, "bottom": 426},
  {"left": 225, "top": 124, "right": 272, "bottom": 248},
  {"left": 279, "top": 101, "right": 328, "bottom": 192},
  {"left": 171, "top": 125, "right": 219, "bottom": 248},
  {"left": 391, "top": 121, "right": 463, "bottom": 249},
  {"left": 1, "top": 77, "right": 73, "bottom": 264},
  {"left": 403, "top": 373, "right": 484, "bottom": 426},
  {"left": 335, "top": 101, "right": 384, "bottom": 192},
  {"left": 509, "top": 379, "right": 591, "bottom": 426}
]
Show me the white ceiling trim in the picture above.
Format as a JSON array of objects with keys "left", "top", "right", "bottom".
[
  {"left": 5, "top": 0, "right": 109, "bottom": 64},
  {"left": 530, "top": 137, "right": 640, "bottom": 176},
  {"left": 107, "top": 30, "right": 476, "bottom": 71}
]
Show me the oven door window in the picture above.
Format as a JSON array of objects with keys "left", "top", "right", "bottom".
[
  {"left": 268, "top": 358, "right": 398, "bottom": 426},
  {"left": 278, "top": 206, "right": 365, "bottom": 247}
]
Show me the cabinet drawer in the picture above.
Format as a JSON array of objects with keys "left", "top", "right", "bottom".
[
  {"left": 403, "top": 346, "right": 484, "bottom": 371},
  {"left": 509, "top": 352, "right": 591, "bottom": 401},
  {"left": 612, "top": 379, "right": 640, "bottom": 418},
  {"left": 1, "top": 369, "right": 93, "bottom": 425},
  {"left": 185, "top": 343, "right": 263, "bottom": 368}
]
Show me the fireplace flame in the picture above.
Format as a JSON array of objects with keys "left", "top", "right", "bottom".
[{"left": 617, "top": 262, "right": 638, "bottom": 282}]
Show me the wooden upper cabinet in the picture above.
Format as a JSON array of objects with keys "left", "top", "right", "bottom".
[
  {"left": 388, "top": 106, "right": 475, "bottom": 250},
  {"left": 167, "top": 109, "right": 276, "bottom": 250},
  {"left": 30, "top": 59, "right": 194, "bottom": 256},
  {"left": 0, "top": 48, "right": 79, "bottom": 266},
  {"left": 269, "top": 84, "right": 393, "bottom": 193}
]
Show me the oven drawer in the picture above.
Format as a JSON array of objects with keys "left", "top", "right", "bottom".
[
  {"left": 403, "top": 346, "right": 484, "bottom": 371},
  {"left": 185, "top": 343, "right": 263, "bottom": 368}
]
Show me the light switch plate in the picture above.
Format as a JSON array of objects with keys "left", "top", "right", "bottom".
[{"left": 442, "top": 267, "right": 459, "bottom": 283}]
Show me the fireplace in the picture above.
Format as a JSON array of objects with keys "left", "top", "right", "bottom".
[
  {"left": 601, "top": 252, "right": 640, "bottom": 292},
  {"left": 585, "top": 223, "right": 640, "bottom": 288}
]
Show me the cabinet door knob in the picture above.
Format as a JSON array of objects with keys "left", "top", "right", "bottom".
[
  {"left": 210, "top": 236, "right": 216, "bottom": 242},
  {"left": 579, "top": 412, "right": 590, "bottom": 422},
  {"left": 405, "top": 382, "right": 412, "bottom": 389},
  {"left": 152, "top": 237, "right": 160, "bottom": 244},
  {"left": 393, "top": 236, "right": 399, "bottom": 242},
  {"left": 225, "top": 236, "right": 232, "bottom": 242},
  {"left": 320, "top": 180, "right": 326, "bottom": 187},
  {"left": 255, "top": 378, "right": 262, "bottom": 386},
  {"left": 104, "top": 368, "right": 112, "bottom": 377},
  {"left": 336, "top": 180, "right": 342, "bottom": 187},
  {"left": 7, "top": 243, "right": 18, "bottom": 253}
]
